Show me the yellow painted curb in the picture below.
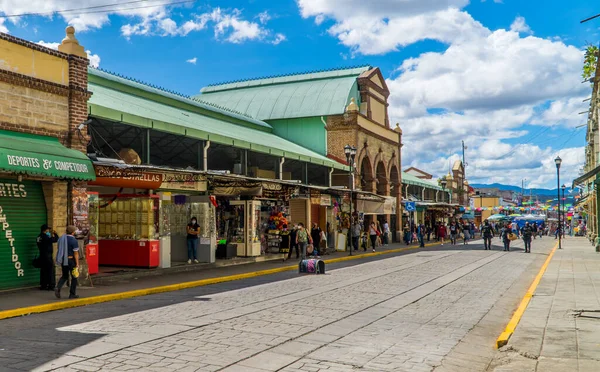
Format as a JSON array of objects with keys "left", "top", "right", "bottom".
[
  {"left": 0, "top": 241, "right": 442, "bottom": 321},
  {"left": 496, "top": 242, "right": 559, "bottom": 348}
]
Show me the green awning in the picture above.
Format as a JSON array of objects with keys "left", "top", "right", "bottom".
[{"left": 0, "top": 131, "right": 95, "bottom": 180}]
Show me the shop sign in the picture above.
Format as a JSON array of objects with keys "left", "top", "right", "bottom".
[
  {"left": 320, "top": 194, "right": 332, "bottom": 206},
  {"left": 72, "top": 187, "right": 89, "bottom": 236},
  {"left": 161, "top": 173, "right": 207, "bottom": 192},
  {"left": 0, "top": 206, "right": 23, "bottom": 277},
  {"left": 90, "top": 166, "right": 163, "bottom": 189}
]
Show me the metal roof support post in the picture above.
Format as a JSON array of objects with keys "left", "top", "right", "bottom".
[
  {"left": 421, "top": 187, "right": 425, "bottom": 201},
  {"left": 243, "top": 149, "right": 248, "bottom": 176},
  {"left": 279, "top": 157, "right": 285, "bottom": 180},
  {"left": 146, "top": 129, "right": 151, "bottom": 164},
  {"left": 203, "top": 140, "right": 211, "bottom": 171},
  {"left": 436, "top": 190, "right": 440, "bottom": 203},
  {"left": 405, "top": 184, "right": 409, "bottom": 200},
  {"left": 304, "top": 163, "right": 308, "bottom": 184},
  {"left": 329, "top": 167, "right": 334, "bottom": 187}
]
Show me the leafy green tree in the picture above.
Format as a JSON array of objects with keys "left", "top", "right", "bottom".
[{"left": 583, "top": 45, "right": 599, "bottom": 81}]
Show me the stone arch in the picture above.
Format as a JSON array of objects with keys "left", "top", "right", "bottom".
[
  {"left": 359, "top": 155, "right": 375, "bottom": 192},
  {"left": 375, "top": 161, "right": 388, "bottom": 195}
]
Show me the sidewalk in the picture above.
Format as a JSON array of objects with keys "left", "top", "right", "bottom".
[
  {"left": 0, "top": 239, "right": 442, "bottom": 316},
  {"left": 490, "top": 237, "right": 600, "bottom": 372}
]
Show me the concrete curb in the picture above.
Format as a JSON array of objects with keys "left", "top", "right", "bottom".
[
  {"left": 0, "top": 241, "right": 443, "bottom": 321},
  {"left": 496, "top": 242, "right": 559, "bottom": 348}
]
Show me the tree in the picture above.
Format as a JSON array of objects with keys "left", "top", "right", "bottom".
[{"left": 583, "top": 45, "right": 599, "bottom": 81}]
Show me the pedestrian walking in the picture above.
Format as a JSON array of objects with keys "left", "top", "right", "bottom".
[
  {"left": 186, "top": 217, "right": 200, "bottom": 264},
  {"left": 500, "top": 223, "right": 511, "bottom": 252},
  {"left": 449, "top": 221, "right": 458, "bottom": 245},
  {"left": 55, "top": 226, "right": 80, "bottom": 299},
  {"left": 437, "top": 222, "right": 447, "bottom": 245},
  {"left": 383, "top": 220, "right": 390, "bottom": 246},
  {"left": 417, "top": 223, "right": 425, "bottom": 247},
  {"left": 462, "top": 220, "right": 470, "bottom": 245},
  {"left": 285, "top": 224, "right": 299, "bottom": 261},
  {"left": 36, "top": 224, "right": 58, "bottom": 291},
  {"left": 426, "top": 224, "right": 432, "bottom": 242},
  {"left": 481, "top": 220, "right": 494, "bottom": 250},
  {"left": 311, "top": 223, "right": 322, "bottom": 256},
  {"left": 351, "top": 220, "right": 361, "bottom": 251},
  {"left": 522, "top": 221, "right": 533, "bottom": 253},
  {"left": 369, "top": 221, "right": 378, "bottom": 252},
  {"left": 532, "top": 222, "right": 538, "bottom": 240},
  {"left": 295, "top": 223, "right": 312, "bottom": 259},
  {"left": 403, "top": 223, "right": 411, "bottom": 245}
]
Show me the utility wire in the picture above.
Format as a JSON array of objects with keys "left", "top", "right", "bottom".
[
  {"left": 581, "top": 13, "right": 600, "bottom": 24},
  {"left": 0, "top": 0, "right": 193, "bottom": 19}
]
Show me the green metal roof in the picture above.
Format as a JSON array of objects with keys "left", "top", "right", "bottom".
[
  {"left": 402, "top": 172, "right": 443, "bottom": 191},
  {"left": 88, "top": 68, "right": 272, "bottom": 131},
  {"left": 195, "top": 66, "right": 370, "bottom": 120},
  {"left": 87, "top": 76, "right": 347, "bottom": 171}
]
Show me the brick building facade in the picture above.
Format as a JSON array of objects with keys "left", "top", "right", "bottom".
[{"left": 0, "top": 28, "right": 95, "bottom": 291}]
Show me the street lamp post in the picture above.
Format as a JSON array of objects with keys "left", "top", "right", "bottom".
[
  {"left": 344, "top": 145, "right": 357, "bottom": 256},
  {"left": 441, "top": 179, "right": 448, "bottom": 224},
  {"left": 555, "top": 156, "right": 562, "bottom": 249},
  {"left": 561, "top": 184, "right": 566, "bottom": 239}
]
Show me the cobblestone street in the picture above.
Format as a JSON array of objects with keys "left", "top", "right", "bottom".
[{"left": 0, "top": 239, "right": 556, "bottom": 372}]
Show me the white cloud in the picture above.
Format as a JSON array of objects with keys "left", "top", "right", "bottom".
[
  {"left": 0, "top": 19, "right": 8, "bottom": 33},
  {"left": 298, "top": 0, "right": 587, "bottom": 187},
  {"left": 35, "top": 40, "right": 100, "bottom": 67},
  {"left": 271, "top": 33, "right": 286, "bottom": 45},
  {"left": 298, "top": 0, "right": 481, "bottom": 55},
  {"left": 186, "top": 57, "right": 197, "bottom": 65},
  {"left": 510, "top": 16, "right": 532, "bottom": 34},
  {"left": 257, "top": 11, "right": 271, "bottom": 24},
  {"left": 0, "top": 0, "right": 180, "bottom": 32},
  {"left": 0, "top": 2, "right": 284, "bottom": 45},
  {"left": 86, "top": 50, "right": 101, "bottom": 68}
]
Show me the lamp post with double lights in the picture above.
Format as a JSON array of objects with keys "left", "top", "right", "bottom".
[
  {"left": 562, "top": 184, "right": 566, "bottom": 239},
  {"left": 555, "top": 156, "right": 562, "bottom": 249},
  {"left": 344, "top": 145, "right": 357, "bottom": 256}
]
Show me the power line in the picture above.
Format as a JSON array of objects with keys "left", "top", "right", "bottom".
[
  {"left": 0, "top": 0, "right": 193, "bottom": 19},
  {"left": 581, "top": 13, "right": 600, "bottom": 24}
]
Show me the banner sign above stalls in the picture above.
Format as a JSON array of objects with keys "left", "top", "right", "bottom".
[
  {"left": 89, "top": 166, "right": 163, "bottom": 189},
  {"left": 320, "top": 194, "right": 332, "bottom": 206},
  {"left": 160, "top": 173, "right": 207, "bottom": 192}
]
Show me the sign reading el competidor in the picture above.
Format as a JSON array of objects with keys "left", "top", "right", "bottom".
[
  {"left": 6, "top": 154, "right": 89, "bottom": 173},
  {"left": 0, "top": 180, "right": 46, "bottom": 290}
]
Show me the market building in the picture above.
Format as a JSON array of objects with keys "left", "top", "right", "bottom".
[
  {"left": 0, "top": 29, "right": 95, "bottom": 291},
  {"left": 197, "top": 66, "right": 404, "bottom": 239},
  {"left": 401, "top": 171, "right": 453, "bottom": 227},
  {"left": 83, "top": 65, "right": 360, "bottom": 269},
  {"left": 573, "top": 53, "right": 600, "bottom": 244}
]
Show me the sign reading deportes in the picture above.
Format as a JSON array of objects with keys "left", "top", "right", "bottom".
[{"left": 0, "top": 179, "right": 47, "bottom": 290}]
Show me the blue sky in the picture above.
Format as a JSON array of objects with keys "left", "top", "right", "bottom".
[{"left": 1, "top": 0, "right": 598, "bottom": 188}]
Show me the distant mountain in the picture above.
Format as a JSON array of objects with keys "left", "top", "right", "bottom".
[{"left": 471, "top": 183, "right": 570, "bottom": 196}]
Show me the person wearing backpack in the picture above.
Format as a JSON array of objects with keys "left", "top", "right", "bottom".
[
  {"left": 481, "top": 220, "right": 494, "bottom": 250},
  {"left": 449, "top": 221, "right": 458, "bottom": 245},
  {"left": 521, "top": 222, "right": 533, "bottom": 253}
]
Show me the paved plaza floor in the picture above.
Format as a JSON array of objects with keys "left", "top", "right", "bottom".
[
  {"left": 0, "top": 238, "right": 557, "bottom": 372},
  {"left": 489, "top": 237, "right": 600, "bottom": 372}
]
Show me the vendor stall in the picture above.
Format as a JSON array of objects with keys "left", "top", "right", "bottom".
[{"left": 97, "top": 194, "right": 160, "bottom": 268}]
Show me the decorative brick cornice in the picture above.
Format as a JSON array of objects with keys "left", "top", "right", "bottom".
[
  {"left": 0, "top": 121, "right": 68, "bottom": 140},
  {"left": 0, "top": 32, "right": 69, "bottom": 60},
  {"left": 0, "top": 69, "right": 70, "bottom": 96}
]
